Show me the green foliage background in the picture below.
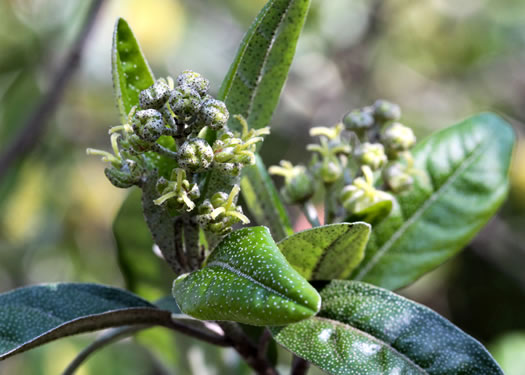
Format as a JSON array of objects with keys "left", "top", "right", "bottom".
[{"left": 0, "top": 0, "right": 524, "bottom": 373}]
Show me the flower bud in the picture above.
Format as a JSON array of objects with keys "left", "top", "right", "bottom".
[
  {"left": 200, "top": 98, "right": 229, "bottom": 131},
  {"left": 382, "top": 163, "right": 414, "bottom": 193},
  {"left": 104, "top": 159, "right": 142, "bottom": 188},
  {"left": 269, "top": 161, "right": 314, "bottom": 204},
  {"left": 177, "top": 138, "right": 214, "bottom": 172},
  {"left": 354, "top": 142, "right": 387, "bottom": 170},
  {"left": 340, "top": 181, "right": 393, "bottom": 215},
  {"left": 169, "top": 85, "right": 202, "bottom": 120},
  {"left": 381, "top": 122, "right": 416, "bottom": 157},
  {"left": 131, "top": 109, "right": 166, "bottom": 142},
  {"left": 320, "top": 160, "right": 342, "bottom": 184},
  {"left": 373, "top": 99, "right": 401, "bottom": 122},
  {"left": 177, "top": 70, "right": 210, "bottom": 97},
  {"left": 342, "top": 108, "right": 374, "bottom": 133},
  {"left": 139, "top": 80, "right": 170, "bottom": 109}
]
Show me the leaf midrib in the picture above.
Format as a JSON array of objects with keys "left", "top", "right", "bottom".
[
  {"left": 207, "top": 260, "right": 298, "bottom": 306},
  {"left": 314, "top": 316, "right": 427, "bottom": 374},
  {"left": 354, "top": 132, "right": 490, "bottom": 281}
]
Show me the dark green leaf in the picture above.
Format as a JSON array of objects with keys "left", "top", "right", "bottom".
[
  {"left": 278, "top": 222, "right": 370, "bottom": 280},
  {"left": 0, "top": 283, "right": 175, "bottom": 360},
  {"left": 272, "top": 280, "right": 503, "bottom": 375},
  {"left": 351, "top": 113, "right": 515, "bottom": 290},
  {"left": 173, "top": 226, "right": 321, "bottom": 326},
  {"left": 112, "top": 17, "right": 154, "bottom": 123},
  {"left": 241, "top": 155, "right": 293, "bottom": 241},
  {"left": 218, "top": 0, "right": 311, "bottom": 132},
  {"left": 113, "top": 188, "right": 174, "bottom": 301}
]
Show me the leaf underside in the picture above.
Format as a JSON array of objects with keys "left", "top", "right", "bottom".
[
  {"left": 278, "top": 222, "right": 370, "bottom": 280},
  {"left": 272, "top": 280, "right": 503, "bottom": 375},
  {"left": 351, "top": 113, "right": 515, "bottom": 290}
]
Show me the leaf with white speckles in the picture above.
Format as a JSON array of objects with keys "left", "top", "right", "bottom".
[
  {"left": 272, "top": 280, "right": 504, "bottom": 375},
  {"left": 112, "top": 18, "right": 154, "bottom": 123},
  {"left": 0, "top": 283, "right": 182, "bottom": 360},
  {"left": 278, "top": 223, "right": 370, "bottom": 280},
  {"left": 351, "top": 114, "right": 515, "bottom": 290},
  {"left": 172, "top": 226, "right": 321, "bottom": 326},
  {"left": 218, "top": 0, "right": 311, "bottom": 132}
]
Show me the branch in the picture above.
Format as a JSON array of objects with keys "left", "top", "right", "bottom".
[
  {"left": 218, "top": 322, "right": 279, "bottom": 375},
  {"left": 0, "top": 0, "right": 105, "bottom": 180},
  {"left": 291, "top": 355, "right": 310, "bottom": 375},
  {"left": 62, "top": 325, "right": 147, "bottom": 375}
]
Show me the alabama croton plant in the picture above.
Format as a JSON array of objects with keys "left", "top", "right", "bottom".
[{"left": 0, "top": 0, "right": 515, "bottom": 374}]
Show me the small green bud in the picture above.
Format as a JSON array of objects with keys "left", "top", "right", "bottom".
[
  {"left": 382, "top": 163, "right": 414, "bottom": 193},
  {"left": 139, "top": 80, "right": 170, "bottom": 110},
  {"left": 269, "top": 161, "right": 315, "bottom": 204},
  {"left": 131, "top": 109, "right": 166, "bottom": 142},
  {"left": 381, "top": 122, "right": 416, "bottom": 157},
  {"left": 340, "top": 166, "right": 393, "bottom": 214},
  {"left": 104, "top": 159, "right": 142, "bottom": 188},
  {"left": 177, "top": 138, "right": 214, "bottom": 172},
  {"left": 177, "top": 70, "right": 210, "bottom": 97},
  {"left": 320, "top": 160, "right": 342, "bottom": 184},
  {"left": 169, "top": 85, "right": 202, "bottom": 120},
  {"left": 342, "top": 108, "right": 374, "bottom": 132},
  {"left": 200, "top": 98, "right": 229, "bottom": 131},
  {"left": 210, "top": 192, "right": 228, "bottom": 208},
  {"left": 373, "top": 99, "right": 401, "bottom": 122},
  {"left": 354, "top": 142, "right": 387, "bottom": 170}
]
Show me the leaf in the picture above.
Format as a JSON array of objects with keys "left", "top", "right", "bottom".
[
  {"left": 113, "top": 188, "right": 174, "bottom": 301},
  {"left": 241, "top": 155, "right": 293, "bottom": 241},
  {"left": 218, "top": 0, "right": 311, "bottom": 132},
  {"left": 0, "top": 283, "right": 176, "bottom": 360},
  {"left": 112, "top": 17, "right": 154, "bottom": 123},
  {"left": 278, "top": 222, "right": 370, "bottom": 280},
  {"left": 173, "top": 226, "right": 321, "bottom": 326},
  {"left": 272, "top": 280, "right": 503, "bottom": 375},
  {"left": 351, "top": 113, "right": 515, "bottom": 290}
]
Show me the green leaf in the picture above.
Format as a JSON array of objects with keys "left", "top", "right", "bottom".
[
  {"left": 351, "top": 113, "right": 515, "bottom": 290},
  {"left": 278, "top": 222, "right": 370, "bottom": 280},
  {"left": 113, "top": 188, "right": 174, "bottom": 301},
  {"left": 173, "top": 226, "right": 321, "bottom": 326},
  {"left": 241, "top": 155, "right": 293, "bottom": 241},
  {"left": 112, "top": 17, "right": 154, "bottom": 123},
  {"left": 272, "top": 280, "right": 503, "bottom": 375},
  {"left": 0, "top": 283, "right": 175, "bottom": 360},
  {"left": 218, "top": 0, "right": 311, "bottom": 132}
]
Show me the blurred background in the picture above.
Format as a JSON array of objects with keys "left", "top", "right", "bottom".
[{"left": 0, "top": 0, "right": 524, "bottom": 373}]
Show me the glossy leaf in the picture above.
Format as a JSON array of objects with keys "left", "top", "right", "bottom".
[
  {"left": 278, "top": 222, "right": 370, "bottom": 280},
  {"left": 112, "top": 17, "right": 154, "bottom": 123},
  {"left": 272, "top": 280, "right": 503, "bottom": 375},
  {"left": 351, "top": 113, "right": 515, "bottom": 290},
  {"left": 218, "top": 0, "right": 311, "bottom": 132},
  {"left": 241, "top": 155, "right": 293, "bottom": 241},
  {"left": 113, "top": 188, "right": 173, "bottom": 300},
  {"left": 173, "top": 226, "right": 321, "bottom": 326},
  {"left": 0, "top": 283, "right": 176, "bottom": 360}
]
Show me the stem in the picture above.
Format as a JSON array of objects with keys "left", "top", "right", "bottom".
[
  {"left": 324, "top": 183, "right": 337, "bottom": 225},
  {"left": 302, "top": 202, "right": 320, "bottom": 228},
  {"left": 183, "top": 215, "right": 201, "bottom": 270},
  {"left": 291, "top": 356, "right": 310, "bottom": 375},
  {"left": 62, "top": 326, "right": 148, "bottom": 375},
  {"left": 0, "top": 0, "right": 105, "bottom": 179},
  {"left": 218, "top": 322, "right": 279, "bottom": 375}
]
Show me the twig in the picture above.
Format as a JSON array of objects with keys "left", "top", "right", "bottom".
[
  {"left": 302, "top": 202, "right": 321, "bottom": 228},
  {"left": 257, "top": 328, "right": 272, "bottom": 361},
  {"left": 324, "top": 183, "right": 337, "bottom": 225},
  {"left": 0, "top": 0, "right": 105, "bottom": 180},
  {"left": 291, "top": 355, "right": 309, "bottom": 375},
  {"left": 218, "top": 322, "right": 279, "bottom": 375},
  {"left": 62, "top": 325, "right": 147, "bottom": 375}
]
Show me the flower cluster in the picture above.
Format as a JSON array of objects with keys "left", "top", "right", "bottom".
[
  {"left": 271, "top": 100, "right": 417, "bottom": 221},
  {"left": 88, "top": 70, "right": 269, "bottom": 236}
]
